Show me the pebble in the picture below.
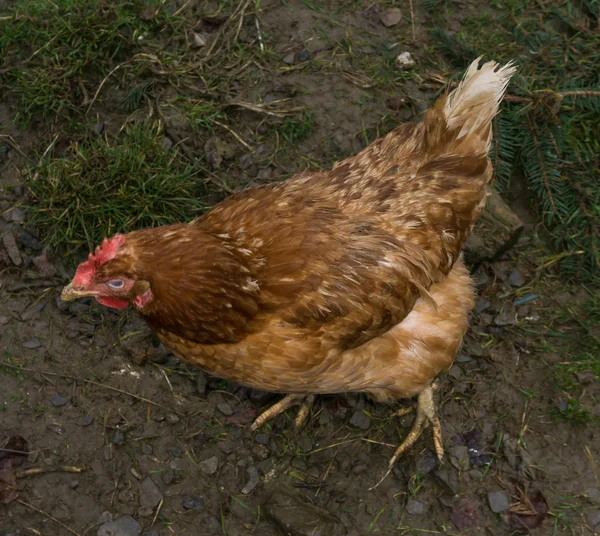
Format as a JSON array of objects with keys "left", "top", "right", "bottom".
[
  {"left": 204, "top": 516, "right": 221, "bottom": 530},
  {"left": 92, "top": 122, "right": 104, "bottom": 135},
  {"left": 22, "top": 300, "right": 46, "bottom": 321},
  {"left": 380, "top": 7, "right": 402, "bottom": 26},
  {"left": 352, "top": 463, "right": 368, "bottom": 475},
  {"left": 415, "top": 450, "right": 438, "bottom": 474},
  {"left": 282, "top": 52, "right": 295, "bottom": 65},
  {"left": 14, "top": 185, "right": 25, "bottom": 197},
  {"left": 161, "top": 470, "right": 175, "bottom": 485},
  {"left": 1, "top": 230, "right": 21, "bottom": 265},
  {"left": 97, "top": 515, "right": 141, "bottom": 536},
  {"left": 167, "top": 446, "right": 183, "bottom": 457},
  {"left": 349, "top": 410, "right": 371, "bottom": 430},
  {"left": 166, "top": 413, "right": 180, "bottom": 425},
  {"left": 139, "top": 476, "right": 162, "bottom": 509},
  {"left": 112, "top": 430, "right": 125, "bottom": 446},
  {"left": 241, "top": 466, "right": 260, "bottom": 494},
  {"left": 395, "top": 51, "right": 416, "bottom": 70},
  {"left": 0, "top": 315, "right": 8, "bottom": 326},
  {"left": 488, "top": 490, "right": 510, "bottom": 513},
  {"left": 199, "top": 456, "right": 219, "bottom": 475},
  {"left": 161, "top": 136, "right": 173, "bottom": 152},
  {"left": 508, "top": 269, "right": 525, "bottom": 287},
  {"left": 182, "top": 495, "right": 205, "bottom": 510},
  {"left": 77, "top": 415, "right": 94, "bottom": 427},
  {"left": 494, "top": 305, "right": 517, "bottom": 326},
  {"left": 218, "top": 440, "right": 235, "bottom": 454},
  {"left": 98, "top": 511, "right": 113, "bottom": 524},
  {"left": 51, "top": 395, "right": 69, "bottom": 407},
  {"left": 297, "top": 49, "right": 310, "bottom": 62},
  {"left": 587, "top": 487, "right": 600, "bottom": 504},
  {"left": 406, "top": 498, "right": 426, "bottom": 515},
  {"left": 22, "top": 338, "right": 41, "bottom": 349},
  {"left": 217, "top": 403, "right": 233, "bottom": 416},
  {"left": 255, "top": 433, "right": 270, "bottom": 445},
  {"left": 456, "top": 353, "right": 473, "bottom": 363},
  {"left": 196, "top": 371, "right": 207, "bottom": 394},
  {"left": 588, "top": 510, "right": 600, "bottom": 528},
  {"left": 576, "top": 370, "right": 595, "bottom": 385},
  {"left": 448, "top": 365, "right": 462, "bottom": 380},
  {"left": 475, "top": 298, "right": 491, "bottom": 313},
  {"left": 10, "top": 207, "right": 26, "bottom": 222},
  {"left": 448, "top": 445, "right": 469, "bottom": 470},
  {"left": 69, "top": 479, "right": 80, "bottom": 489},
  {"left": 18, "top": 230, "right": 43, "bottom": 251}
]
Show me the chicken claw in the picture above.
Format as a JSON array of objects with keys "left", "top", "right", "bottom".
[
  {"left": 251, "top": 394, "right": 315, "bottom": 431},
  {"left": 370, "top": 383, "right": 443, "bottom": 490}
]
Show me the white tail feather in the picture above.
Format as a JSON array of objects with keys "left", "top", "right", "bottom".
[{"left": 444, "top": 57, "right": 517, "bottom": 145}]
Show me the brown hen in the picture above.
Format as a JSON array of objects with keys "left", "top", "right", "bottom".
[{"left": 62, "top": 58, "right": 516, "bottom": 476}]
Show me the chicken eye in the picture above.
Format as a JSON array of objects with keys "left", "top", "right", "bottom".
[{"left": 107, "top": 279, "right": 125, "bottom": 289}]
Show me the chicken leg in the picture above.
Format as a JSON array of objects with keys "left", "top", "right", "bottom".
[
  {"left": 251, "top": 394, "right": 315, "bottom": 431},
  {"left": 371, "top": 383, "right": 443, "bottom": 489}
]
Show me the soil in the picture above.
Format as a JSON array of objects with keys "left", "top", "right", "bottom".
[{"left": 1, "top": 1, "right": 599, "bottom": 535}]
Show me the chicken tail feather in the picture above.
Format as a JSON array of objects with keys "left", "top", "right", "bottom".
[{"left": 426, "top": 57, "right": 517, "bottom": 156}]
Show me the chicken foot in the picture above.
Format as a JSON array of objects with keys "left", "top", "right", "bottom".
[
  {"left": 370, "top": 383, "right": 442, "bottom": 489},
  {"left": 251, "top": 394, "right": 315, "bottom": 431}
]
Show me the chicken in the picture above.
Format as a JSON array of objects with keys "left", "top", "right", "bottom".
[{"left": 61, "top": 58, "right": 516, "bottom": 477}]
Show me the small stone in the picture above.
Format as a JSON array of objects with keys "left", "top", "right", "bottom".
[
  {"left": 161, "top": 470, "right": 175, "bottom": 485},
  {"left": 488, "top": 490, "right": 510, "bottom": 513},
  {"left": 22, "top": 338, "right": 41, "bottom": 349},
  {"left": 199, "top": 456, "right": 219, "bottom": 475},
  {"left": 14, "top": 185, "right": 25, "bottom": 197},
  {"left": 576, "top": 370, "right": 595, "bottom": 385},
  {"left": 69, "top": 479, "right": 80, "bottom": 489},
  {"left": 112, "top": 430, "right": 125, "bottom": 446},
  {"left": 161, "top": 136, "right": 173, "bottom": 152},
  {"left": 0, "top": 315, "right": 8, "bottom": 326},
  {"left": 167, "top": 446, "right": 183, "bottom": 457},
  {"left": 494, "top": 304, "right": 517, "bottom": 326},
  {"left": 297, "top": 49, "right": 310, "bottom": 62},
  {"left": 380, "top": 7, "right": 402, "bottom": 26},
  {"left": 218, "top": 440, "right": 235, "bottom": 454},
  {"left": 98, "top": 511, "right": 113, "bottom": 524},
  {"left": 191, "top": 31, "right": 207, "bottom": 48},
  {"left": 196, "top": 372, "right": 207, "bottom": 394},
  {"left": 166, "top": 413, "right": 180, "bottom": 425},
  {"left": 349, "top": 410, "right": 371, "bottom": 430},
  {"left": 139, "top": 476, "right": 162, "bottom": 509},
  {"left": 588, "top": 510, "right": 600, "bottom": 528},
  {"left": 448, "top": 365, "right": 462, "bottom": 380},
  {"left": 508, "top": 270, "right": 525, "bottom": 287},
  {"left": 204, "top": 516, "right": 221, "bottom": 530},
  {"left": 97, "top": 514, "right": 141, "bottom": 536},
  {"left": 352, "top": 463, "right": 368, "bottom": 475},
  {"left": 51, "top": 395, "right": 68, "bottom": 407},
  {"left": 239, "top": 153, "right": 253, "bottom": 170},
  {"left": 406, "top": 499, "right": 426, "bottom": 515},
  {"left": 255, "top": 433, "right": 269, "bottom": 445},
  {"left": 241, "top": 466, "right": 260, "bottom": 494},
  {"left": 449, "top": 445, "right": 470, "bottom": 470},
  {"left": 2, "top": 230, "right": 21, "bottom": 265},
  {"left": 282, "top": 52, "right": 295, "bottom": 65},
  {"left": 395, "top": 51, "right": 415, "bottom": 70},
  {"left": 415, "top": 450, "right": 438, "bottom": 474},
  {"left": 456, "top": 353, "right": 472, "bottom": 363},
  {"left": 10, "top": 207, "right": 26, "bottom": 222},
  {"left": 587, "top": 487, "right": 600, "bottom": 504},
  {"left": 217, "top": 403, "right": 233, "bottom": 416},
  {"left": 385, "top": 96, "right": 408, "bottom": 111},
  {"left": 77, "top": 415, "right": 94, "bottom": 427},
  {"left": 92, "top": 122, "right": 104, "bottom": 135},
  {"left": 182, "top": 495, "right": 205, "bottom": 510},
  {"left": 475, "top": 299, "right": 491, "bottom": 313}
]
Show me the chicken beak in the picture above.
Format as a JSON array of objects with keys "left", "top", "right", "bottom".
[{"left": 61, "top": 282, "right": 91, "bottom": 302}]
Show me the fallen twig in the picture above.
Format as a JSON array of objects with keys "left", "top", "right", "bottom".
[
  {"left": 17, "top": 499, "right": 82, "bottom": 536},
  {"left": 16, "top": 466, "right": 86, "bottom": 478}
]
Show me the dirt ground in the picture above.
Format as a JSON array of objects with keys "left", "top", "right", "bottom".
[{"left": 1, "top": 1, "right": 599, "bottom": 535}]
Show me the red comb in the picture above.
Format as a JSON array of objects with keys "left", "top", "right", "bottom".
[{"left": 73, "top": 234, "right": 126, "bottom": 287}]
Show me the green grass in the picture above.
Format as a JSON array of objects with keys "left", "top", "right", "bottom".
[
  {"left": 426, "top": 0, "right": 600, "bottom": 282},
  {"left": 0, "top": 0, "right": 179, "bottom": 122},
  {"left": 26, "top": 121, "right": 207, "bottom": 252}
]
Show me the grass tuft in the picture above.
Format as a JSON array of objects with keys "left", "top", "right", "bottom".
[{"left": 26, "top": 121, "right": 206, "bottom": 252}]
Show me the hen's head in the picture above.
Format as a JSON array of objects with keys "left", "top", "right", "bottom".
[{"left": 61, "top": 234, "right": 152, "bottom": 310}]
